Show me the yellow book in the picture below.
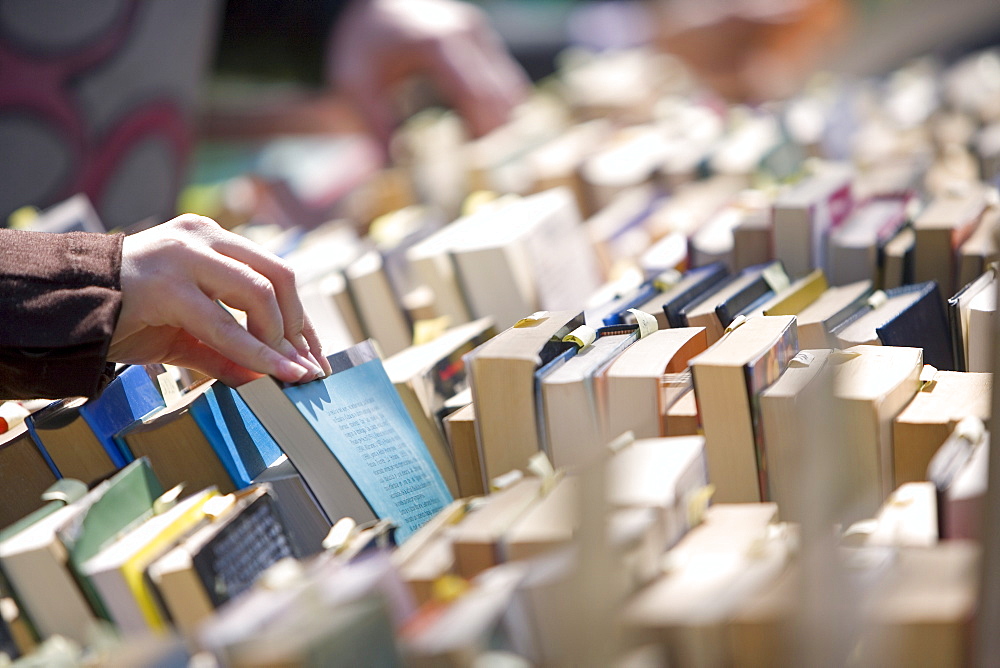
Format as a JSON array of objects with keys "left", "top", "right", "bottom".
[
  {"left": 81, "top": 488, "right": 220, "bottom": 635},
  {"left": 762, "top": 269, "right": 828, "bottom": 316}
]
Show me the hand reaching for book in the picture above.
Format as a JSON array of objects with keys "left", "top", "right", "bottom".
[
  {"left": 326, "top": 0, "right": 530, "bottom": 144},
  {"left": 111, "top": 215, "right": 331, "bottom": 387}
]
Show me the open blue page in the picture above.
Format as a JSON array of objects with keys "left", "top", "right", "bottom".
[{"left": 283, "top": 353, "right": 452, "bottom": 542}]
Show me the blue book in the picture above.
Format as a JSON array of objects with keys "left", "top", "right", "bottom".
[
  {"left": 237, "top": 341, "right": 453, "bottom": 542},
  {"left": 188, "top": 384, "right": 284, "bottom": 489},
  {"left": 79, "top": 365, "right": 166, "bottom": 468}
]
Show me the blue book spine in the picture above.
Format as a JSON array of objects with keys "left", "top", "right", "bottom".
[
  {"left": 24, "top": 407, "right": 62, "bottom": 478},
  {"left": 189, "top": 384, "right": 285, "bottom": 489},
  {"left": 79, "top": 365, "right": 165, "bottom": 468}
]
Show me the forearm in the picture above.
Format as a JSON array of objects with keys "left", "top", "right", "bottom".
[{"left": 0, "top": 230, "right": 124, "bottom": 400}]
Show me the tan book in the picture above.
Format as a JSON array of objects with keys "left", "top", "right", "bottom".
[
  {"left": 827, "top": 196, "right": 910, "bottom": 287},
  {"left": 682, "top": 262, "right": 788, "bottom": 344},
  {"left": 467, "top": 309, "right": 582, "bottom": 482},
  {"left": 846, "top": 481, "right": 938, "bottom": 547},
  {"left": 0, "top": 423, "right": 63, "bottom": 530},
  {"left": 504, "top": 475, "right": 578, "bottom": 562},
  {"left": 913, "top": 184, "right": 990, "bottom": 295},
  {"left": 772, "top": 162, "right": 854, "bottom": 278},
  {"left": 893, "top": 370, "right": 992, "bottom": 486},
  {"left": 604, "top": 328, "right": 708, "bottom": 440},
  {"left": 26, "top": 397, "right": 116, "bottom": 486},
  {"left": 857, "top": 542, "right": 978, "bottom": 667},
  {"left": 690, "top": 316, "right": 798, "bottom": 503},
  {"left": 664, "top": 388, "right": 700, "bottom": 437},
  {"left": 733, "top": 204, "right": 773, "bottom": 271},
  {"left": 344, "top": 249, "right": 412, "bottom": 358},
  {"left": 607, "top": 436, "right": 708, "bottom": 550},
  {"left": 443, "top": 402, "right": 483, "bottom": 498},
  {"left": 966, "top": 274, "right": 996, "bottom": 372},
  {"left": 146, "top": 486, "right": 293, "bottom": 636},
  {"left": 297, "top": 278, "right": 361, "bottom": 355},
  {"left": 384, "top": 318, "right": 496, "bottom": 498},
  {"left": 541, "top": 330, "right": 638, "bottom": 469},
  {"left": 794, "top": 280, "right": 872, "bottom": 349},
  {"left": 449, "top": 188, "right": 601, "bottom": 330},
  {"left": 392, "top": 499, "right": 468, "bottom": 605},
  {"left": 831, "top": 287, "right": 928, "bottom": 350},
  {"left": 881, "top": 226, "right": 915, "bottom": 290},
  {"left": 451, "top": 477, "right": 543, "bottom": 578},
  {"left": 623, "top": 503, "right": 787, "bottom": 667},
  {"left": 759, "top": 349, "right": 833, "bottom": 521},
  {"left": 957, "top": 206, "right": 1000, "bottom": 288},
  {"left": 120, "top": 382, "right": 237, "bottom": 495},
  {"left": 833, "top": 345, "right": 923, "bottom": 522}
]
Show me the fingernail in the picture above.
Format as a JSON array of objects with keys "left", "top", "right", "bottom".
[
  {"left": 276, "top": 358, "right": 310, "bottom": 382},
  {"left": 290, "top": 350, "right": 324, "bottom": 378},
  {"left": 305, "top": 352, "right": 327, "bottom": 378}
]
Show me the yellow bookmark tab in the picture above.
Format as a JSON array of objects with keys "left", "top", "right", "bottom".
[
  {"left": 789, "top": 351, "right": 815, "bottom": 368},
  {"left": 687, "top": 485, "right": 715, "bottom": 528},
  {"left": 7, "top": 205, "right": 40, "bottom": 230},
  {"left": 653, "top": 269, "right": 683, "bottom": 292},
  {"left": 527, "top": 452, "right": 559, "bottom": 495},
  {"left": 432, "top": 575, "right": 470, "bottom": 603},
  {"left": 413, "top": 316, "right": 451, "bottom": 347},
  {"left": 627, "top": 309, "right": 659, "bottom": 338},
  {"left": 866, "top": 290, "right": 888, "bottom": 309},
  {"left": 563, "top": 325, "right": 597, "bottom": 349},
  {"left": 919, "top": 364, "right": 938, "bottom": 392},
  {"left": 462, "top": 190, "right": 499, "bottom": 216},
  {"left": 514, "top": 311, "right": 549, "bottom": 328},
  {"left": 724, "top": 314, "right": 748, "bottom": 334}
]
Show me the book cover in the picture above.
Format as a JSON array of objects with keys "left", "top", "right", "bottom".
[
  {"left": 78, "top": 365, "right": 166, "bottom": 468},
  {"left": 26, "top": 397, "right": 116, "bottom": 483},
  {"left": 875, "top": 282, "right": 954, "bottom": 371},
  {"left": 662, "top": 263, "right": 730, "bottom": 328},
  {"left": 188, "top": 383, "right": 284, "bottom": 489},
  {"left": 241, "top": 340, "right": 453, "bottom": 542}
]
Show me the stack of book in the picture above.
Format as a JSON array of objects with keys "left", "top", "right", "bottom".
[{"left": 2, "top": 42, "right": 1000, "bottom": 667}]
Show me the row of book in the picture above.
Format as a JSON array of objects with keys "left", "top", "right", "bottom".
[{"left": 2, "top": 45, "right": 1000, "bottom": 665}]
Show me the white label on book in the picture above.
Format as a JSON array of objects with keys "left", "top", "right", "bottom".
[
  {"left": 867, "top": 290, "right": 888, "bottom": 309},
  {"left": 919, "top": 364, "right": 939, "bottom": 391},
  {"left": 789, "top": 351, "right": 816, "bottom": 368},
  {"left": 627, "top": 309, "right": 659, "bottom": 338},
  {"left": 563, "top": 325, "right": 597, "bottom": 348},
  {"left": 491, "top": 469, "right": 524, "bottom": 491},
  {"left": 156, "top": 372, "right": 182, "bottom": 406}
]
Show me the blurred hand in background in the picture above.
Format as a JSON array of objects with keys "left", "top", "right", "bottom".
[{"left": 326, "top": 0, "right": 531, "bottom": 144}]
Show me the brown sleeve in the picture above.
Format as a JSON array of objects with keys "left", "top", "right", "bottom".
[{"left": 0, "top": 229, "right": 125, "bottom": 400}]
